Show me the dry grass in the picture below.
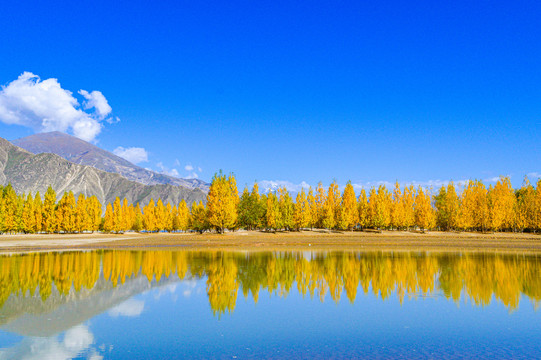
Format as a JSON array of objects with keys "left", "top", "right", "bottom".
[{"left": 0, "top": 230, "right": 540, "bottom": 253}]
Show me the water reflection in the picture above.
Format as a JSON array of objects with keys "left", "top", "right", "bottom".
[{"left": 0, "top": 250, "right": 540, "bottom": 321}]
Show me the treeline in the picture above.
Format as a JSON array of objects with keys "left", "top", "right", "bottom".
[
  {"left": 1, "top": 250, "right": 540, "bottom": 314},
  {"left": 1, "top": 173, "right": 541, "bottom": 234}
]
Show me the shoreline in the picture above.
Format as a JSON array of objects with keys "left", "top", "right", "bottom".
[{"left": 0, "top": 230, "right": 540, "bottom": 254}]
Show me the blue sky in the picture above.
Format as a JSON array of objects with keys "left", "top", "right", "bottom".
[{"left": 0, "top": 0, "right": 539, "bottom": 190}]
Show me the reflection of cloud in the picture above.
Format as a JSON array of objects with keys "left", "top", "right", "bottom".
[
  {"left": 182, "top": 279, "right": 198, "bottom": 298},
  {"left": 89, "top": 353, "right": 104, "bottom": 360},
  {"left": 108, "top": 298, "right": 145, "bottom": 318},
  {"left": 153, "top": 283, "right": 179, "bottom": 300},
  {"left": 0, "top": 324, "right": 101, "bottom": 360}
]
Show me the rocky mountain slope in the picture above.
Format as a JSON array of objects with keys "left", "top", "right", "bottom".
[
  {"left": 12, "top": 131, "right": 209, "bottom": 192},
  {"left": 0, "top": 137, "right": 206, "bottom": 207}
]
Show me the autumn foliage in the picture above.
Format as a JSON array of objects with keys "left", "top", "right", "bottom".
[{"left": 1, "top": 175, "right": 541, "bottom": 234}]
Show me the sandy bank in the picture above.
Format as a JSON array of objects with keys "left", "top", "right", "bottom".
[{"left": 0, "top": 230, "right": 540, "bottom": 253}]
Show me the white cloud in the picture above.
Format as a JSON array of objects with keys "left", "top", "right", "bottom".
[
  {"left": 198, "top": 167, "right": 203, "bottom": 173},
  {"left": 156, "top": 162, "right": 180, "bottom": 177},
  {"left": 113, "top": 146, "right": 149, "bottom": 164},
  {"left": 185, "top": 164, "right": 194, "bottom": 171},
  {"left": 527, "top": 172, "right": 540, "bottom": 179},
  {"left": 483, "top": 176, "right": 502, "bottom": 183},
  {"left": 174, "top": 159, "right": 181, "bottom": 166},
  {"left": 185, "top": 172, "right": 199, "bottom": 179},
  {"left": 259, "top": 180, "right": 311, "bottom": 193},
  {"left": 0, "top": 72, "right": 114, "bottom": 142},
  {"left": 106, "top": 116, "right": 120, "bottom": 124},
  {"left": 78, "top": 89, "right": 111, "bottom": 119},
  {"left": 108, "top": 298, "right": 145, "bottom": 317},
  {"left": 350, "top": 179, "right": 470, "bottom": 190},
  {"left": 258, "top": 178, "right": 485, "bottom": 194}
]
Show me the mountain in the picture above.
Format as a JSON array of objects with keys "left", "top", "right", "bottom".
[
  {"left": 12, "top": 131, "right": 209, "bottom": 192},
  {"left": 0, "top": 137, "right": 206, "bottom": 206}
]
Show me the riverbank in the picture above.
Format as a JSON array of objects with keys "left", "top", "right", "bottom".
[{"left": 0, "top": 230, "right": 540, "bottom": 253}]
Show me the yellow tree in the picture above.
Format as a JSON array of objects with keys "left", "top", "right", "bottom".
[
  {"left": 103, "top": 203, "right": 114, "bottom": 232},
  {"left": 15, "top": 194, "right": 24, "bottom": 233},
  {"left": 307, "top": 187, "right": 317, "bottom": 230},
  {"left": 57, "top": 191, "right": 76, "bottom": 233},
  {"left": 514, "top": 177, "right": 536, "bottom": 232},
  {"left": 190, "top": 201, "right": 208, "bottom": 233},
  {"left": 155, "top": 199, "right": 167, "bottom": 231},
  {"left": 358, "top": 189, "right": 369, "bottom": 230},
  {"left": 391, "top": 182, "right": 404, "bottom": 230},
  {"left": 322, "top": 181, "right": 340, "bottom": 229},
  {"left": 250, "top": 182, "right": 264, "bottom": 229},
  {"left": 237, "top": 187, "right": 252, "bottom": 230},
  {"left": 143, "top": 199, "right": 157, "bottom": 232},
  {"left": 113, "top": 197, "right": 123, "bottom": 233},
  {"left": 21, "top": 193, "right": 35, "bottom": 234},
  {"left": 74, "top": 194, "right": 87, "bottom": 233},
  {"left": 314, "top": 182, "right": 326, "bottom": 228},
  {"left": 402, "top": 185, "right": 416, "bottom": 230},
  {"left": 33, "top": 192, "right": 43, "bottom": 233},
  {"left": 368, "top": 185, "right": 391, "bottom": 229},
  {"left": 0, "top": 193, "right": 4, "bottom": 233},
  {"left": 206, "top": 171, "right": 239, "bottom": 233},
  {"left": 171, "top": 205, "right": 180, "bottom": 231},
  {"left": 228, "top": 174, "right": 240, "bottom": 230},
  {"left": 414, "top": 187, "right": 435, "bottom": 231},
  {"left": 435, "top": 185, "right": 451, "bottom": 230},
  {"left": 165, "top": 203, "right": 173, "bottom": 231},
  {"left": 536, "top": 179, "right": 541, "bottom": 232},
  {"left": 472, "top": 180, "right": 489, "bottom": 232},
  {"left": 133, "top": 203, "right": 143, "bottom": 232},
  {"left": 459, "top": 181, "right": 475, "bottom": 231},
  {"left": 278, "top": 187, "right": 294, "bottom": 231},
  {"left": 125, "top": 203, "right": 135, "bottom": 231},
  {"left": 86, "top": 196, "right": 102, "bottom": 232},
  {"left": 340, "top": 181, "right": 358, "bottom": 230},
  {"left": 446, "top": 182, "right": 460, "bottom": 230},
  {"left": 488, "top": 176, "right": 515, "bottom": 231},
  {"left": 177, "top": 200, "right": 190, "bottom": 231},
  {"left": 294, "top": 188, "right": 310, "bottom": 230},
  {"left": 3, "top": 184, "right": 18, "bottom": 233},
  {"left": 266, "top": 192, "right": 279, "bottom": 231},
  {"left": 42, "top": 186, "right": 57, "bottom": 233},
  {"left": 458, "top": 180, "right": 489, "bottom": 231},
  {"left": 122, "top": 198, "right": 130, "bottom": 230}
]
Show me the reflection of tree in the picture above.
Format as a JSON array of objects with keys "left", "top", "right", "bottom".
[
  {"left": 0, "top": 250, "right": 540, "bottom": 315},
  {"left": 206, "top": 254, "right": 238, "bottom": 316}
]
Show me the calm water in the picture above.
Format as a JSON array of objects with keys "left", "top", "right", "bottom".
[{"left": 0, "top": 250, "right": 540, "bottom": 359}]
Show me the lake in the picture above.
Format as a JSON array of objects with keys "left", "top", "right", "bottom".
[{"left": 0, "top": 249, "right": 540, "bottom": 359}]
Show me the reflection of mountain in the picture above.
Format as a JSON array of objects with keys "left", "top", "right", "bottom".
[{"left": 0, "top": 274, "right": 181, "bottom": 337}]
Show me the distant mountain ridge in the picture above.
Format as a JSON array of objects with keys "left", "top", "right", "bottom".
[
  {"left": 12, "top": 131, "right": 209, "bottom": 192},
  {"left": 0, "top": 137, "right": 206, "bottom": 207}
]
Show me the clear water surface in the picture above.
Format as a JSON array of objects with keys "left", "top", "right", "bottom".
[{"left": 0, "top": 249, "right": 540, "bottom": 359}]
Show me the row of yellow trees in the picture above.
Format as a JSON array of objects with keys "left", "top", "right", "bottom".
[
  {"left": 0, "top": 185, "right": 102, "bottom": 234},
  {"left": 1, "top": 174, "right": 541, "bottom": 234},
  {"left": 1, "top": 250, "right": 540, "bottom": 314}
]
